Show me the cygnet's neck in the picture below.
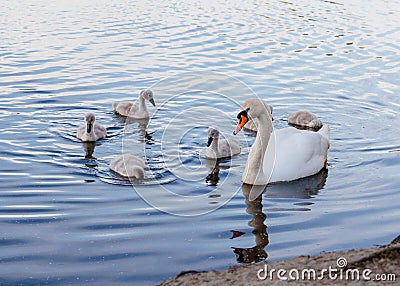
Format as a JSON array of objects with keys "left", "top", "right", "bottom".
[
  {"left": 138, "top": 96, "right": 147, "bottom": 112},
  {"left": 243, "top": 112, "right": 273, "bottom": 185},
  {"left": 209, "top": 136, "right": 219, "bottom": 154}
]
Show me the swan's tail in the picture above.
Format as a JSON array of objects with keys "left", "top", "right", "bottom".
[
  {"left": 309, "top": 119, "right": 323, "bottom": 129},
  {"left": 112, "top": 102, "right": 119, "bottom": 111},
  {"left": 318, "top": 124, "right": 330, "bottom": 141}
]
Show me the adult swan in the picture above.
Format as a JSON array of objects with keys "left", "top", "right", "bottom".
[{"left": 233, "top": 99, "right": 330, "bottom": 185}]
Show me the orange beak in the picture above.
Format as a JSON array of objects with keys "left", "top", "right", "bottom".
[{"left": 233, "top": 115, "right": 248, "bottom": 135}]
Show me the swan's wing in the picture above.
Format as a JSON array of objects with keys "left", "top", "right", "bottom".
[
  {"left": 94, "top": 122, "right": 107, "bottom": 137},
  {"left": 227, "top": 137, "right": 241, "bottom": 150},
  {"left": 127, "top": 103, "right": 139, "bottom": 115},
  {"left": 76, "top": 124, "right": 86, "bottom": 138},
  {"left": 114, "top": 102, "right": 137, "bottom": 116},
  {"left": 110, "top": 155, "right": 124, "bottom": 174},
  {"left": 219, "top": 138, "right": 241, "bottom": 156},
  {"left": 265, "top": 128, "right": 328, "bottom": 182},
  {"left": 125, "top": 154, "right": 146, "bottom": 168},
  {"left": 110, "top": 154, "right": 145, "bottom": 177}
]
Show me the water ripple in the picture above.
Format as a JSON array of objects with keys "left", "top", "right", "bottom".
[{"left": 0, "top": 0, "right": 400, "bottom": 285}]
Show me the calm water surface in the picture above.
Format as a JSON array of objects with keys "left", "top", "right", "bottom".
[{"left": 1, "top": 0, "right": 400, "bottom": 285}]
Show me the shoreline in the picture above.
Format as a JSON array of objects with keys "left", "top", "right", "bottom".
[{"left": 160, "top": 235, "right": 399, "bottom": 285}]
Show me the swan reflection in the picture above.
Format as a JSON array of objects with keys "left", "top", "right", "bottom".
[
  {"left": 205, "top": 158, "right": 220, "bottom": 186},
  {"left": 231, "top": 168, "right": 328, "bottom": 264},
  {"left": 205, "top": 158, "right": 232, "bottom": 186},
  {"left": 232, "top": 183, "right": 269, "bottom": 263},
  {"left": 82, "top": 142, "right": 96, "bottom": 159},
  {"left": 265, "top": 168, "right": 328, "bottom": 199},
  {"left": 113, "top": 115, "right": 153, "bottom": 144},
  {"left": 124, "top": 117, "right": 153, "bottom": 144}
]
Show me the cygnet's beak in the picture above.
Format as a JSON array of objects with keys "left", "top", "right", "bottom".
[
  {"left": 207, "top": 137, "right": 213, "bottom": 147},
  {"left": 149, "top": 98, "right": 156, "bottom": 107},
  {"left": 233, "top": 115, "right": 248, "bottom": 135},
  {"left": 86, "top": 122, "right": 92, "bottom": 133}
]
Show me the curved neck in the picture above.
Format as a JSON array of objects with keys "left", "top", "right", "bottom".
[
  {"left": 210, "top": 137, "right": 219, "bottom": 152},
  {"left": 138, "top": 96, "right": 146, "bottom": 112},
  {"left": 243, "top": 112, "right": 273, "bottom": 185}
]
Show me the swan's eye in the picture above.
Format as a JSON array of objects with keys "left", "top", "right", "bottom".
[{"left": 237, "top": 110, "right": 248, "bottom": 121}]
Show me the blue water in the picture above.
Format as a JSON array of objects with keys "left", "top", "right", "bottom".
[{"left": 1, "top": 0, "right": 400, "bottom": 285}]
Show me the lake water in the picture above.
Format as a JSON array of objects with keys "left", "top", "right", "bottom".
[{"left": 1, "top": 0, "right": 400, "bottom": 285}]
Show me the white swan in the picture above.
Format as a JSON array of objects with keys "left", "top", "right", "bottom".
[
  {"left": 76, "top": 113, "right": 107, "bottom": 142},
  {"left": 205, "top": 127, "right": 241, "bottom": 159},
  {"left": 233, "top": 99, "right": 329, "bottom": 185},
  {"left": 109, "top": 154, "right": 145, "bottom": 179},
  {"left": 244, "top": 103, "right": 273, "bottom": 132},
  {"left": 113, "top": 90, "right": 155, "bottom": 119},
  {"left": 287, "top": 110, "right": 322, "bottom": 129}
]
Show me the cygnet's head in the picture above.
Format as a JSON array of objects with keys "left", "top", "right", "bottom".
[
  {"left": 267, "top": 104, "right": 274, "bottom": 121},
  {"left": 140, "top": 89, "right": 156, "bottom": 107},
  {"left": 207, "top": 127, "right": 220, "bottom": 147},
  {"left": 268, "top": 104, "right": 273, "bottom": 115},
  {"left": 85, "top": 113, "right": 96, "bottom": 133},
  {"left": 85, "top": 113, "right": 95, "bottom": 123}
]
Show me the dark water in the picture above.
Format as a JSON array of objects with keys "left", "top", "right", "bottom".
[{"left": 1, "top": 0, "right": 400, "bottom": 285}]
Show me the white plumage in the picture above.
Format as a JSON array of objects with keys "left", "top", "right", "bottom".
[{"left": 234, "top": 99, "right": 329, "bottom": 185}]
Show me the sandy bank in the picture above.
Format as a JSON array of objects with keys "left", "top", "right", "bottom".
[{"left": 161, "top": 235, "right": 399, "bottom": 285}]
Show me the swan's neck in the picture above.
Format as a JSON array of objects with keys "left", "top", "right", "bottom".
[
  {"left": 210, "top": 137, "right": 219, "bottom": 153},
  {"left": 138, "top": 96, "right": 147, "bottom": 112},
  {"left": 243, "top": 113, "right": 272, "bottom": 185}
]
